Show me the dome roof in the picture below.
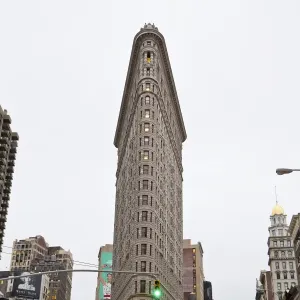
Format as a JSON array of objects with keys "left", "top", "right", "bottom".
[{"left": 271, "top": 203, "right": 285, "bottom": 216}]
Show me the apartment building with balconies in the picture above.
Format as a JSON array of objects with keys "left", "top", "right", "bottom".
[{"left": 0, "top": 107, "right": 19, "bottom": 256}]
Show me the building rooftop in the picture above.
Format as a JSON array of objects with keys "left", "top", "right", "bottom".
[
  {"left": 142, "top": 23, "right": 159, "bottom": 31},
  {"left": 271, "top": 203, "right": 285, "bottom": 216}
]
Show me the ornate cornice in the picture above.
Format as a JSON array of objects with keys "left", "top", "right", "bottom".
[{"left": 114, "top": 27, "right": 187, "bottom": 148}]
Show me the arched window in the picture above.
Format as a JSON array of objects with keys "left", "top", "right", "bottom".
[{"left": 147, "top": 52, "right": 151, "bottom": 63}]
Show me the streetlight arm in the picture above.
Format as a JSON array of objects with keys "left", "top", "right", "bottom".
[{"left": 276, "top": 168, "right": 300, "bottom": 175}]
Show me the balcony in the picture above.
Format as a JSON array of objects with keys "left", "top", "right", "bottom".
[
  {"left": 11, "top": 132, "right": 19, "bottom": 141},
  {"left": 0, "top": 144, "right": 8, "bottom": 152},
  {"left": 5, "top": 180, "right": 11, "bottom": 187},
  {"left": 2, "top": 194, "right": 9, "bottom": 201},
  {"left": 6, "top": 165, "right": 13, "bottom": 174},
  {"left": 8, "top": 152, "right": 16, "bottom": 160},
  {"left": 2, "top": 122, "right": 10, "bottom": 130},
  {"left": 3, "top": 115, "right": 11, "bottom": 124},
  {"left": 0, "top": 215, "right": 7, "bottom": 222},
  {"left": 8, "top": 161, "right": 14, "bottom": 167},
  {"left": 1, "top": 131, "right": 9, "bottom": 138},
  {"left": 10, "top": 147, "right": 17, "bottom": 154},
  {"left": 0, "top": 152, "right": 7, "bottom": 159},
  {"left": 9, "top": 153, "right": 15, "bottom": 160},
  {"left": 3, "top": 187, "right": 10, "bottom": 194},
  {"left": 1, "top": 201, "right": 8, "bottom": 208},
  {"left": 5, "top": 174, "right": 12, "bottom": 181},
  {"left": 0, "top": 137, "right": 8, "bottom": 145},
  {"left": 0, "top": 208, "right": 8, "bottom": 215}
]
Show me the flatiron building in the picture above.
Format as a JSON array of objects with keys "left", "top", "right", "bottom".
[{"left": 112, "top": 23, "right": 187, "bottom": 300}]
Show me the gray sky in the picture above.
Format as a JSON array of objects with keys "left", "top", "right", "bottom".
[{"left": 0, "top": 1, "right": 300, "bottom": 299}]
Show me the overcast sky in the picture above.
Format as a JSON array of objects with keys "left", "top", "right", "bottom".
[{"left": 0, "top": 1, "right": 300, "bottom": 300}]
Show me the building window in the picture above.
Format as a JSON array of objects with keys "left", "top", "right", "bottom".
[
  {"left": 280, "top": 241, "right": 284, "bottom": 247},
  {"left": 137, "top": 228, "right": 139, "bottom": 238},
  {"left": 272, "top": 230, "right": 276, "bottom": 236},
  {"left": 143, "top": 165, "right": 149, "bottom": 174},
  {"left": 150, "top": 245, "right": 152, "bottom": 256},
  {"left": 282, "top": 262, "right": 286, "bottom": 269},
  {"left": 145, "top": 123, "right": 150, "bottom": 132},
  {"left": 143, "top": 180, "right": 149, "bottom": 190},
  {"left": 147, "top": 41, "right": 151, "bottom": 45},
  {"left": 289, "top": 262, "right": 293, "bottom": 269},
  {"left": 141, "top": 244, "right": 147, "bottom": 255},
  {"left": 291, "top": 273, "right": 295, "bottom": 279},
  {"left": 274, "top": 241, "right": 277, "bottom": 247},
  {"left": 275, "top": 262, "right": 279, "bottom": 269},
  {"left": 142, "top": 211, "right": 148, "bottom": 221},
  {"left": 142, "top": 195, "right": 148, "bottom": 205},
  {"left": 277, "top": 272, "right": 280, "bottom": 279},
  {"left": 283, "top": 272, "right": 287, "bottom": 279},
  {"left": 288, "top": 251, "right": 292, "bottom": 258},
  {"left": 135, "top": 281, "right": 137, "bottom": 293},
  {"left": 144, "top": 137, "right": 149, "bottom": 146},
  {"left": 143, "top": 151, "right": 149, "bottom": 160},
  {"left": 274, "top": 251, "right": 278, "bottom": 258},
  {"left": 141, "top": 261, "right": 146, "bottom": 272},
  {"left": 141, "top": 227, "right": 147, "bottom": 237},
  {"left": 146, "top": 68, "right": 150, "bottom": 76},
  {"left": 136, "top": 262, "right": 138, "bottom": 271},
  {"left": 279, "top": 230, "right": 283, "bottom": 236},
  {"left": 281, "top": 251, "right": 285, "bottom": 257},
  {"left": 292, "top": 282, "right": 296, "bottom": 287},
  {"left": 277, "top": 283, "right": 281, "bottom": 290},
  {"left": 140, "top": 280, "right": 146, "bottom": 293},
  {"left": 145, "top": 110, "right": 150, "bottom": 118},
  {"left": 146, "top": 83, "right": 150, "bottom": 91},
  {"left": 287, "top": 240, "right": 291, "bottom": 247},
  {"left": 146, "top": 52, "right": 151, "bottom": 63},
  {"left": 149, "top": 262, "right": 152, "bottom": 272},
  {"left": 145, "top": 96, "right": 150, "bottom": 104},
  {"left": 136, "top": 245, "right": 139, "bottom": 255},
  {"left": 284, "top": 283, "right": 288, "bottom": 290}
]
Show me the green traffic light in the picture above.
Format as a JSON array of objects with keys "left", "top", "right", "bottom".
[{"left": 153, "top": 289, "right": 162, "bottom": 298}]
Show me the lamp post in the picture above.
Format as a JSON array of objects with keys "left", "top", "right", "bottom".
[{"left": 276, "top": 168, "right": 300, "bottom": 175}]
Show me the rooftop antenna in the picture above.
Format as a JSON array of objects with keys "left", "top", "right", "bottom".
[{"left": 275, "top": 186, "right": 278, "bottom": 205}]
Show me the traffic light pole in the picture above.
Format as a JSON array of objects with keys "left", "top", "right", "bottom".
[
  {"left": 0, "top": 269, "right": 159, "bottom": 281},
  {"left": 1, "top": 269, "right": 177, "bottom": 300}
]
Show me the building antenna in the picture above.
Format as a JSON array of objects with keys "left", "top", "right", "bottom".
[{"left": 275, "top": 186, "right": 278, "bottom": 205}]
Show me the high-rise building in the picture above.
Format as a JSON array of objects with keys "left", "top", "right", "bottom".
[
  {"left": 95, "top": 244, "right": 113, "bottom": 300},
  {"left": 268, "top": 203, "right": 298, "bottom": 297},
  {"left": 0, "top": 107, "right": 19, "bottom": 256},
  {"left": 10, "top": 235, "right": 73, "bottom": 300},
  {"left": 183, "top": 239, "right": 204, "bottom": 300},
  {"left": 112, "top": 23, "right": 187, "bottom": 300},
  {"left": 288, "top": 213, "right": 300, "bottom": 287}
]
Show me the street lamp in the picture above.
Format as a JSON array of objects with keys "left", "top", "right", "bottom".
[{"left": 276, "top": 168, "right": 300, "bottom": 175}]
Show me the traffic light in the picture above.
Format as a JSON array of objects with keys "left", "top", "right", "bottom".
[{"left": 153, "top": 280, "right": 162, "bottom": 299}]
